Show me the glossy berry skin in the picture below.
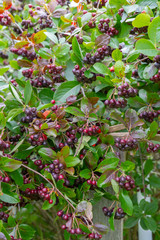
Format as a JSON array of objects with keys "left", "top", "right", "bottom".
[{"left": 51, "top": 100, "right": 55, "bottom": 104}]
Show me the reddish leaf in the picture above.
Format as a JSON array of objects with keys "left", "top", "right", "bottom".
[{"left": 3, "top": 0, "right": 12, "bottom": 10}]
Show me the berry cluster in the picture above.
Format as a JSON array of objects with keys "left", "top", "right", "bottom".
[
  {"left": 115, "top": 175, "right": 136, "bottom": 191},
  {"left": 83, "top": 45, "right": 112, "bottom": 65},
  {"left": 11, "top": 237, "right": 22, "bottom": 240},
  {"left": 88, "top": 233, "right": 102, "bottom": 239},
  {"left": 0, "top": 139, "right": 10, "bottom": 150},
  {"left": 34, "top": 159, "right": 46, "bottom": 170},
  {"left": 21, "top": 19, "right": 34, "bottom": 28},
  {"left": 118, "top": 83, "right": 138, "bottom": 98},
  {"left": 118, "top": 8, "right": 124, "bottom": 16},
  {"left": 10, "top": 47, "right": 37, "bottom": 61},
  {"left": 21, "top": 107, "right": 37, "bottom": 123},
  {"left": 45, "top": 160, "right": 69, "bottom": 186},
  {"left": 77, "top": 125, "right": 101, "bottom": 136},
  {"left": 22, "top": 183, "right": 53, "bottom": 204},
  {"left": 0, "top": 51, "right": 8, "bottom": 59},
  {"left": 93, "top": 0, "right": 106, "bottom": 8},
  {"left": 28, "top": 133, "right": 47, "bottom": 146},
  {"left": 75, "top": 34, "right": 83, "bottom": 44},
  {"left": 87, "top": 179, "right": 97, "bottom": 187},
  {"left": 22, "top": 68, "right": 33, "bottom": 78},
  {"left": 31, "top": 76, "right": 51, "bottom": 88},
  {"left": 56, "top": 0, "right": 67, "bottom": 6},
  {"left": 104, "top": 99, "right": 127, "bottom": 108},
  {"left": 45, "top": 64, "right": 63, "bottom": 83},
  {"left": 132, "top": 69, "right": 139, "bottom": 78},
  {"left": 147, "top": 142, "right": 160, "bottom": 153},
  {"left": 98, "top": 18, "right": 118, "bottom": 36},
  {"left": 153, "top": 55, "right": 160, "bottom": 69},
  {"left": 130, "top": 26, "right": 148, "bottom": 34},
  {"left": 9, "top": 134, "right": 21, "bottom": 143},
  {"left": 0, "top": 212, "right": 9, "bottom": 223},
  {"left": 0, "top": 176, "right": 10, "bottom": 183},
  {"left": 72, "top": 65, "right": 96, "bottom": 83},
  {"left": 38, "top": 15, "right": 53, "bottom": 29},
  {"left": 0, "top": 14, "right": 12, "bottom": 26},
  {"left": 115, "top": 138, "right": 138, "bottom": 151},
  {"left": 88, "top": 20, "right": 96, "bottom": 28},
  {"left": 150, "top": 71, "right": 160, "bottom": 83},
  {"left": 139, "top": 110, "right": 160, "bottom": 122},
  {"left": 103, "top": 207, "right": 126, "bottom": 219}
]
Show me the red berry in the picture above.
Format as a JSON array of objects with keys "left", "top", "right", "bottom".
[
  {"left": 0, "top": 203, "right": 3, "bottom": 208},
  {"left": 51, "top": 100, "right": 55, "bottom": 104},
  {"left": 49, "top": 199, "right": 53, "bottom": 204},
  {"left": 58, "top": 174, "right": 64, "bottom": 180},
  {"left": 87, "top": 180, "right": 92, "bottom": 185},
  {"left": 57, "top": 210, "right": 63, "bottom": 216}
]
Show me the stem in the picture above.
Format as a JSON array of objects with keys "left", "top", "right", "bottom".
[
  {"left": 21, "top": 164, "right": 76, "bottom": 210},
  {"left": 81, "top": 87, "right": 86, "bottom": 97},
  {"left": 138, "top": 143, "right": 146, "bottom": 199},
  {"left": 74, "top": 133, "right": 83, "bottom": 157}
]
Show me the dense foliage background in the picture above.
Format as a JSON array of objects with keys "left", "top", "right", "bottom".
[{"left": 0, "top": 0, "right": 159, "bottom": 239}]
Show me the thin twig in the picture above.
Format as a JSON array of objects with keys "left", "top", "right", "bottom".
[
  {"left": 81, "top": 87, "right": 86, "bottom": 97},
  {"left": 74, "top": 133, "right": 83, "bottom": 157},
  {"left": 21, "top": 164, "right": 76, "bottom": 210},
  {"left": 138, "top": 143, "right": 146, "bottom": 199}
]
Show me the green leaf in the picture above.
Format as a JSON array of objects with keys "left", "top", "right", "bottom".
[
  {"left": 0, "top": 67, "right": 9, "bottom": 76},
  {"left": 9, "top": 84, "right": 23, "bottom": 105},
  {"left": 24, "top": 80, "right": 32, "bottom": 105},
  {"left": 109, "top": 0, "right": 128, "bottom": 9},
  {"left": 112, "top": 49, "right": 122, "bottom": 61},
  {"left": 135, "top": 39, "right": 159, "bottom": 57},
  {"left": 144, "top": 160, "right": 153, "bottom": 176},
  {"left": 44, "top": 32, "right": 58, "bottom": 44},
  {"left": 119, "top": 190, "right": 133, "bottom": 216},
  {"left": 121, "top": 161, "right": 135, "bottom": 171},
  {"left": 144, "top": 200, "right": 158, "bottom": 215},
  {"left": 33, "top": 30, "right": 47, "bottom": 44},
  {"left": 19, "top": 224, "right": 36, "bottom": 240},
  {"left": 127, "top": 50, "right": 140, "bottom": 63},
  {"left": 0, "top": 192, "right": 20, "bottom": 204},
  {"left": 114, "top": 60, "right": 125, "bottom": 77},
  {"left": 39, "top": 88, "right": 54, "bottom": 103},
  {"left": 0, "top": 157, "right": 21, "bottom": 172},
  {"left": 10, "top": 169, "right": 23, "bottom": 186},
  {"left": 8, "top": 216, "right": 16, "bottom": 227},
  {"left": 7, "top": 108, "right": 24, "bottom": 122},
  {"left": 143, "top": 217, "right": 157, "bottom": 232},
  {"left": 65, "top": 107, "right": 85, "bottom": 117},
  {"left": 92, "top": 63, "right": 110, "bottom": 75},
  {"left": 72, "top": 37, "right": 83, "bottom": 62},
  {"left": 147, "top": 121, "right": 158, "bottom": 139},
  {"left": 80, "top": 169, "right": 91, "bottom": 179},
  {"left": 54, "top": 81, "right": 81, "bottom": 103},
  {"left": 132, "top": 13, "right": 150, "bottom": 28},
  {"left": 96, "top": 158, "right": 119, "bottom": 173},
  {"left": 108, "top": 209, "right": 116, "bottom": 231},
  {"left": 42, "top": 193, "right": 56, "bottom": 210},
  {"left": 148, "top": 17, "right": 160, "bottom": 45},
  {"left": 38, "top": 48, "right": 52, "bottom": 59},
  {"left": 149, "top": 175, "right": 160, "bottom": 188},
  {"left": 124, "top": 217, "right": 139, "bottom": 228},
  {"left": 38, "top": 148, "right": 56, "bottom": 161},
  {"left": 65, "top": 156, "right": 80, "bottom": 167},
  {"left": 111, "top": 179, "right": 119, "bottom": 194}
]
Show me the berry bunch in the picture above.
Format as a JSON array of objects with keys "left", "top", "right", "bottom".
[
  {"left": 118, "top": 83, "right": 138, "bottom": 98},
  {"left": 38, "top": 15, "right": 53, "bottom": 29},
  {"left": 130, "top": 26, "right": 148, "bottom": 34},
  {"left": 21, "top": 19, "right": 34, "bottom": 28},
  {"left": 115, "top": 176, "right": 136, "bottom": 191},
  {"left": 139, "top": 110, "right": 160, "bottom": 122},
  {"left": 0, "top": 176, "right": 10, "bottom": 183},
  {"left": 118, "top": 8, "right": 124, "bottom": 16},
  {"left": 0, "top": 212, "right": 9, "bottom": 223},
  {"left": 150, "top": 71, "right": 160, "bottom": 83},
  {"left": 103, "top": 207, "right": 126, "bottom": 219},
  {"left": 72, "top": 65, "right": 96, "bottom": 83},
  {"left": 34, "top": 159, "right": 46, "bottom": 170},
  {"left": 59, "top": 127, "right": 78, "bottom": 148},
  {"left": 153, "top": 55, "right": 160, "bottom": 69},
  {"left": 22, "top": 183, "right": 53, "bottom": 204},
  {"left": 104, "top": 99, "right": 127, "bottom": 108},
  {"left": 132, "top": 69, "right": 139, "bottom": 78},
  {"left": 0, "top": 139, "right": 10, "bottom": 150},
  {"left": 0, "top": 51, "right": 8, "bottom": 59},
  {"left": 22, "top": 68, "right": 33, "bottom": 78},
  {"left": 147, "top": 142, "right": 160, "bottom": 153},
  {"left": 9, "top": 134, "right": 21, "bottom": 143},
  {"left": 31, "top": 76, "right": 51, "bottom": 88},
  {"left": 98, "top": 18, "right": 118, "bottom": 36},
  {"left": 75, "top": 34, "right": 83, "bottom": 44},
  {"left": 10, "top": 79, "right": 17, "bottom": 87},
  {"left": 11, "top": 237, "right": 22, "bottom": 240},
  {"left": 0, "top": 14, "right": 12, "bottom": 26},
  {"left": 115, "top": 138, "right": 138, "bottom": 151},
  {"left": 93, "top": 0, "right": 106, "bottom": 8},
  {"left": 56, "top": 0, "right": 67, "bottom": 6},
  {"left": 87, "top": 179, "right": 97, "bottom": 187},
  {"left": 21, "top": 107, "right": 37, "bottom": 123},
  {"left": 83, "top": 45, "right": 112, "bottom": 64},
  {"left": 88, "top": 233, "right": 102, "bottom": 239},
  {"left": 45, "top": 160, "right": 70, "bottom": 186},
  {"left": 45, "top": 64, "right": 64, "bottom": 83},
  {"left": 88, "top": 20, "right": 96, "bottom": 28},
  {"left": 77, "top": 125, "right": 101, "bottom": 136},
  {"left": 10, "top": 47, "right": 37, "bottom": 61},
  {"left": 28, "top": 133, "right": 47, "bottom": 146}
]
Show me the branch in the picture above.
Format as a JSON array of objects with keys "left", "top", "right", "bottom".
[
  {"left": 138, "top": 143, "right": 146, "bottom": 199},
  {"left": 21, "top": 164, "right": 76, "bottom": 210}
]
